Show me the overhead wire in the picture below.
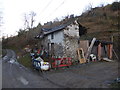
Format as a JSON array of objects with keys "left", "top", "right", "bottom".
[
  {"left": 41, "top": 0, "right": 54, "bottom": 15},
  {"left": 52, "top": 0, "right": 66, "bottom": 13},
  {"left": 43, "top": 0, "right": 66, "bottom": 22},
  {"left": 38, "top": 0, "right": 54, "bottom": 24}
]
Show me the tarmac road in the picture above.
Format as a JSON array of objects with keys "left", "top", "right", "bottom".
[
  {"left": 2, "top": 49, "right": 118, "bottom": 88},
  {"left": 2, "top": 49, "right": 59, "bottom": 88}
]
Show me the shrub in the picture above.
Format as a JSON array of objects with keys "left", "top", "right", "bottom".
[{"left": 111, "top": 2, "right": 120, "bottom": 11}]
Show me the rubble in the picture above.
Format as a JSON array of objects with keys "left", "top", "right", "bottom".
[{"left": 102, "top": 58, "right": 114, "bottom": 62}]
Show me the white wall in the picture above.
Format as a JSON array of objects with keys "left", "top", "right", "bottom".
[{"left": 47, "top": 30, "right": 64, "bottom": 45}]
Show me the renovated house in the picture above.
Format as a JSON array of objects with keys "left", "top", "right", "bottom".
[{"left": 36, "top": 18, "right": 87, "bottom": 60}]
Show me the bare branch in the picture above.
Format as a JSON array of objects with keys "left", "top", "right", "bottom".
[
  {"left": 29, "top": 11, "right": 36, "bottom": 28},
  {"left": 23, "top": 11, "right": 36, "bottom": 30}
]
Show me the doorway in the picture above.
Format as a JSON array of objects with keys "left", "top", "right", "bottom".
[{"left": 51, "top": 43, "right": 54, "bottom": 56}]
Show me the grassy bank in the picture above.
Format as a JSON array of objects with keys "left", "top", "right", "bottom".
[
  {"left": 17, "top": 53, "right": 33, "bottom": 69},
  {"left": 2, "top": 49, "right": 7, "bottom": 57}
]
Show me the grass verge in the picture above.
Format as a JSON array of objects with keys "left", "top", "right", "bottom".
[
  {"left": 2, "top": 49, "right": 6, "bottom": 57},
  {"left": 17, "top": 53, "right": 33, "bottom": 69}
]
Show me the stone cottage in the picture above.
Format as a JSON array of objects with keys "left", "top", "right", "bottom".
[{"left": 35, "top": 18, "right": 87, "bottom": 60}]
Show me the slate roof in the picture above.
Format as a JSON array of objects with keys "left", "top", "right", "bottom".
[
  {"left": 42, "top": 18, "right": 76, "bottom": 35},
  {"left": 35, "top": 18, "right": 80, "bottom": 39}
]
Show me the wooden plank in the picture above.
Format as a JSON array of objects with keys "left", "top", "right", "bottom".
[
  {"left": 109, "top": 44, "right": 113, "bottom": 59},
  {"left": 107, "top": 44, "right": 113, "bottom": 59},
  {"left": 85, "top": 38, "right": 96, "bottom": 62},
  {"left": 79, "top": 40, "right": 89, "bottom": 55}
]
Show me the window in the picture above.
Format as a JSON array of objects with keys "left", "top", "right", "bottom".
[
  {"left": 75, "top": 27, "right": 78, "bottom": 30},
  {"left": 66, "top": 27, "right": 69, "bottom": 30},
  {"left": 51, "top": 33, "right": 54, "bottom": 39}
]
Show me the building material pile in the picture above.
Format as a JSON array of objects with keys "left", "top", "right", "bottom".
[{"left": 78, "top": 38, "right": 113, "bottom": 64}]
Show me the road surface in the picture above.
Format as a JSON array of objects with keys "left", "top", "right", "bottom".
[
  {"left": 2, "top": 49, "right": 59, "bottom": 88},
  {"left": 2, "top": 49, "right": 118, "bottom": 88}
]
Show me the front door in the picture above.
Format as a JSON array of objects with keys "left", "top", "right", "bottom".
[{"left": 51, "top": 43, "right": 54, "bottom": 56}]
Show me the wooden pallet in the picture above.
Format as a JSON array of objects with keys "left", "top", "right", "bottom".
[{"left": 77, "top": 48, "right": 86, "bottom": 64}]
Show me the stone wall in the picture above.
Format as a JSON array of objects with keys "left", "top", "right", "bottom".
[
  {"left": 63, "top": 35, "right": 79, "bottom": 61},
  {"left": 62, "top": 21, "right": 79, "bottom": 61}
]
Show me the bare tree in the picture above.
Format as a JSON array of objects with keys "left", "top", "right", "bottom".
[
  {"left": 29, "top": 11, "right": 36, "bottom": 29},
  {"left": 89, "top": 3, "right": 93, "bottom": 10},
  {"left": 100, "top": 3, "right": 105, "bottom": 7},
  {"left": 23, "top": 11, "right": 36, "bottom": 30},
  {"left": 83, "top": 3, "right": 93, "bottom": 13},
  {"left": 0, "top": 11, "right": 3, "bottom": 27},
  {"left": 24, "top": 13, "right": 30, "bottom": 30}
]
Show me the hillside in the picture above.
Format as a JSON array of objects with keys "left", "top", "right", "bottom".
[
  {"left": 78, "top": 2, "right": 120, "bottom": 41},
  {"left": 2, "top": 1, "right": 120, "bottom": 58}
]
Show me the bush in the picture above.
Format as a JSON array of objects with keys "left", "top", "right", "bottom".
[
  {"left": 17, "top": 29, "right": 26, "bottom": 37},
  {"left": 111, "top": 2, "right": 120, "bottom": 11}
]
